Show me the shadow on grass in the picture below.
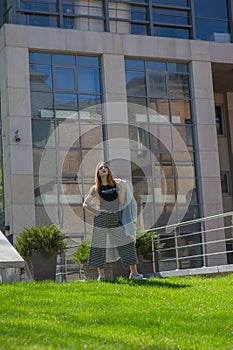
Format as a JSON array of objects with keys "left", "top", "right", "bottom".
[{"left": 106, "top": 277, "right": 190, "bottom": 289}]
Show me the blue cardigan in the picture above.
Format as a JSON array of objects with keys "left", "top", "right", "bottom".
[{"left": 120, "top": 180, "right": 137, "bottom": 240}]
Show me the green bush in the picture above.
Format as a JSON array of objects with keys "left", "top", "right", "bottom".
[
  {"left": 15, "top": 225, "right": 66, "bottom": 258},
  {"left": 72, "top": 238, "right": 90, "bottom": 264},
  {"left": 136, "top": 229, "right": 164, "bottom": 261}
]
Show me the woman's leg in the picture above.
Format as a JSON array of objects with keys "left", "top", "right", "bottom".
[
  {"left": 97, "top": 267, "right": 105, "bottom": 277},
  {"left": 129, "top": 264, "right": 138, "bottom": 275}
]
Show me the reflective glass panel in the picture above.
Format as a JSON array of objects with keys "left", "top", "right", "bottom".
[
  {"left": 32, "top": 119, "right": 55, "bottom": 148},
  {"left": 126, "top": 71, "right": 146, "bottom": 96},
  {"left": 153, "top": 9, "right": 189, "bottom": 25},
  {"left": 148, "top": 72, "right": 166, "bottom": 97},
  {"left": 146, "top": 61, "right": 166, "bottom": 71},
  {"left": 127, "top": 97, "right": 147, "bottom": 123},
  {"left": 77, "top": 68, "right": 100, "bottom": 94},
  {"left": 59, "top": 149, "right": 80, "bottom": 176},
  {"left": 125, "top": 59, "right": 145, "bottom": 70},
  {"left": 168, "top": 73, "right": 189, "bottom": 98},
  {"left": 195, "top": 19, "right": 230, "bottom": 42},
  {"left": 55, "top": 67, "right": 75, "bottom": 90},
  {"left": 54, "top": 93, "right": 78, "bottom": 119},
  {"left": 170, "top": 100, "right": 191, "bottom": 124},
  {"left": 29, "top": 52, "right": 51, "bottom": 64},
  {"left": 131, "top": 24, "right": 148, "bottom": 35},
  {"left": 53, "top": 54, "right": 75, "bottom": 65},
  {"left": 77, "top": 56, "right": 100, "bottom": 67},
  {"left": 33, "top": 148, "right": 57, "bottom": 176},
  {"left": 25, "top": 14, "right": 58, "bottom": 27},
  {"left": 173, "top": 125, "right": 193, "bottom": 148},
  {"left": 30, "top": 64, "right": 52, "bottom": 91},
  {"left": 131, "top": 6, "right": 148, "bottom": 21},
  {"left": 31, "top": 92, "right": 54, "bottom": 118},
  {"left": 57, "top": 120, "right": 80, "bottom": 148},
  {"left": 153, "top": 0, "right": 188, "bottom": 6},
  {"left": 154, "top": 26, "right": 190, "bottom": 39},
  {"left": 194, "top": 0, "right": 228, "bottom": 20},
  {"left": 149, "top": 99, "right": 170, "bottom": 123},
  {"left": 81, "top": 124, "right": 103, "bottom": 148}
]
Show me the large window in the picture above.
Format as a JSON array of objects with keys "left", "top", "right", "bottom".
[
  {"left": 125, "top": 58, "right": 201, "bottom": 269},
  {"left": 194, "top": 0, "right": 230, "bottom": 42},
  {"left": 29, "top": 52, "right": 103, "bottom": 238},
  {"left": 3, "top": 0, "right": 231, "bottom": 43},
  {"left": 152, "top": 0, "right": 191, "bottom": 39}
]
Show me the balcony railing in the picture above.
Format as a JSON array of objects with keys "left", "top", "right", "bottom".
[{"left": 56, "top": 211, "right": 233, "bottom": 281}]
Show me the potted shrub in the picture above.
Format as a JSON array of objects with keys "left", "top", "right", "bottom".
[
  {"left": 136, "top": 229, "right": 164, "bottom": 273},
  {"left": 15, "top": 225, "right": 66, "bottom": 281},
  {"left": 72, "top": 238, "right": 91, "bottom": 279}
]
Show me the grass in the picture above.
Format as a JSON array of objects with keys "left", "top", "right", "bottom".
[{"left": 0, "top": 275, "right": 232, "bottom": 350}]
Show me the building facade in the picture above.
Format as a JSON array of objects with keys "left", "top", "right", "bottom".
[{"left": 0, "top": 0, "right": 232, "bottom": 270}]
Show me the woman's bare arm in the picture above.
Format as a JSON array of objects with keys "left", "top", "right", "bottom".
[
  {"left": 117, "top": 181, "right": 127, "bottom": 209},
  {"left": 83, "top": 192, "right": 100, "bottom": 216}
]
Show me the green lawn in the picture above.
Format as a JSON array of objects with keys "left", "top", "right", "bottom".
[{"left": 0, "top": 275, "right": 232, "bottom": 350}]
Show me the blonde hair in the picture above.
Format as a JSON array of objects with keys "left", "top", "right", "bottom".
[{"left": 95, "top": 162, "right": 116, "bottom": 192}]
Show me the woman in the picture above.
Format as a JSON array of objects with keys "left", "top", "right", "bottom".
[{"left": 83, "top": 162, "right": 143, "bottom": 281}]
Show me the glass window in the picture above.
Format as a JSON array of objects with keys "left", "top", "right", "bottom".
[
  {"left": 77, "top": 68, "right": 100, "bottom": 94},
  {"left": 125, "top": 58, "right": 199, "bottom": 236},
  {"left": 170, "top": 100, "right": 191, "bottom": 124},
  {"left": 29, "top": 52, "right": 51, "bottom": 64},
  {"left": 77, "top": 56, "right": 100, "bottom": 67},
  {"left": 33, "top": 148, "right": 57, "bottom": 176},
  {"left": 21, "top": 0, "right": 57, "bottom": 12},
  {"left": 154, "top": 26, "right": 190, "bottom": 39},
  {"left": 125, "top": 59, "right": 145, "bottom": 71},
  {"left": 131, "top": 6, "right": 148, "bottom": 21},
  {"left": 153, "top": 8, "right": 189, "bottom": 25},
  {"left": 54, "top": 93, "right": 78, "bottom": 119},
  {"left": 126, "top": 71, "right": 146, "bottom": 96},
  {"left": 153, "top": 0, "right": 188, "bottom": 6},
  {"left": 194, "top": 0, "right": 230, "bottom": 42},
  {"left": 194, "top": 0, "right": 228, "bottom": 20},
  {"left": 146, "top": 61, "right": 166, "bottom": 71},
  {"left": 215, "top": 105, "right": 224, "bottom": 135},
  {"left": 30, "top": 64, "right": 53, "bottom": 92},
  {"left": 31, "top": 92, "right": 54, "bottom": 118},
  {"left": 131, "top": 24, "right": 148, "bottom": 35},
  {"left": 53, "top": 54, "right": 75, "bottom": 66},
  {"left": 147, "top": 72, "right": 166, "bottom": 97},
  {"left": 168, "top": 73, "right": 189, "bottom": 98},
  {"left": 25, "top": 14, "right": 58, "bottom": 27},
  {"left": 195, "top": 19, "right": 230, "bottom": 42},
  {"left": 149, "top": 99, "right": 170, "bottom": 123},
  {"left": 30, "top": 52, "right": 103, "bottom": 232},
  {"left": 32, "top": 119, "right": 55, "bottom": 148},
  {"left": 55, "top": 67, "right": 75, "bottom": 91},
  {"left": 127, "top": 97, "right": 147, "bottom": 123},
  {"left": 221, "top": 173, "right": 230, "bottom": 194}
]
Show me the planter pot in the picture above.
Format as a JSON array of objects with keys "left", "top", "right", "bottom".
[{"left": 28, "top": 251, "right": 57, "bottom": 281}]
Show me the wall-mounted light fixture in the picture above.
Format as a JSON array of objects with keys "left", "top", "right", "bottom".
[{"left": 15, "top": 129, "right": 21, "bottom": 143}]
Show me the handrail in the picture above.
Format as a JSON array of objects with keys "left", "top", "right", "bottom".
[
  {"left": 150, "top": 211, "right": 233, "bottom": 273},
  {"left": 148, "top": 211, "right": 233, "bottom": 233}
]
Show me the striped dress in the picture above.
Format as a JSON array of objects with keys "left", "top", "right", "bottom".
[{"left": 87, "top": 184, "right": 138, "bottom": 268}]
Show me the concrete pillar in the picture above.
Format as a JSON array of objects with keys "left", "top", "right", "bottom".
[
  {"left": 0, "top": 27, "right": 35, "bottom": 240},
  {"left": 102, "top": 53, "right": 132, "bottom": 180},
  {"left": 191, "top": 60, "right": 227, "bottom": 266}
]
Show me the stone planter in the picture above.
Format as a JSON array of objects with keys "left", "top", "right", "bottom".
[{"left": 27, "top": 251, "right": 57, "bottom": 281}]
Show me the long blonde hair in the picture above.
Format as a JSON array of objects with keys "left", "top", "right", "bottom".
[{"left": 95, "top": 162, "right": 116, "bottom": 192}]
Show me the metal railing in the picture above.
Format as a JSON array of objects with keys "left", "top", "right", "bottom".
[
  {"left": 56, "top": 211, "right": 233, "bottom": 280},
  {"left": 149, "top": 211, "right": 233, "bottom": 273}
]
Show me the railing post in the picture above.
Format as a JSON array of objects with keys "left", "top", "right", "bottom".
[
  {"left": 174, "top": 228, "right": 179, "bottom": 270},
  {"left": 201, "top": 221, "right": 207, "bottom": 267},
  {"left": 151, "top": 230, "right": 156, "bottom": 274}
]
